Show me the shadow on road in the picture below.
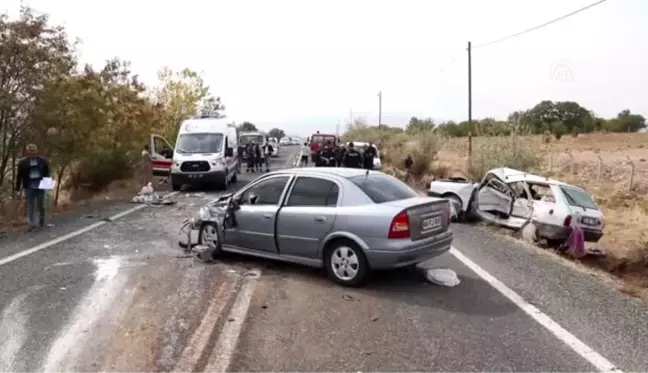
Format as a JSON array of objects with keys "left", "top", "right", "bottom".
[{"left": 209, "top": 252, "right": 519, "bottom": 318}]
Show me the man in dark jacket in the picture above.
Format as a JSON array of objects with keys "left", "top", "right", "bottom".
[
  {"left": 246, "top": 142, "right": 257, "bottom": 172},
  {"left": 342, "top": 142, "right": 363, "bottom": 168},
  {"left": 16, "top": 143, "right": 51, "bottom": 231},
  {"left": 363, "top": 142, "right": 377, "bottom": 170},
  {"left": 253, "top": 142, "right": 263, "bottom": 172},
  {"left": 335, "top": 144, "right": 346, "bottom": 167},
  {"left": 316, "top": 141, "right": 335, "bottom": 167}
]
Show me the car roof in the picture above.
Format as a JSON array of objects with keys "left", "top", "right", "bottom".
[
  {"left": 489, "top": 167, "right": 569, "bottom": 186},
  {"left": 267, "top": 167, "right": 382, "bottom": 180}
]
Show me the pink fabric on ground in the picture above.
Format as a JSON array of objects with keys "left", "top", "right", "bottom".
[{"left": 566, "top": 226, "right": 586, "bottom": 258}]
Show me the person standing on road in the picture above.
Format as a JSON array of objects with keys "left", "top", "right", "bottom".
[
  {"left": 316, "top": 141, "right": 335, "bottom": 167},
  {"left": 342, "top": 142, "right": 363, "bottom": 168},
  {"left": 300, "top": 142, "right": 310, "bottom": 167},
  {"left": 262, "top": 138, "right": 273, "bottom": 172},
  {"left": 253, "top": 141, "right": 263, "bottom": 172},
  {"left": 141, "top": 144, "right": 154, "bottom": 187},
  {"left": 246, "top": 142, "right": 257, "bottom": 172},
  {"left": 363, "top": 142, "right": 377, "bottom": 170},
  {"left": 335, "top": 144, "right": 346, "bottom": 167},
  {"left": 16, "top": 143, "right": 51, "bottom": 232}
]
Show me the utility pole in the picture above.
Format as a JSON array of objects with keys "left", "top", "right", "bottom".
[
  {"left": 378, "top": 91, "right": 382, "bottom": 126},
  {"left": 349, "top": 109, "right": 353, "bottom": 127},
  {"left": 467, "top": 41, "right": 473, "bottom": 158},
  {"left": 336, "top": 119, "right": 340, "bottom": 137}
]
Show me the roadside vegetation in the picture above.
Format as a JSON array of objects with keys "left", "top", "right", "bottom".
[
  {"left": 343, "top": 108, "right": 648, "bottom": 299},
  {"left": 0, "top": 7, "right": 228, "bottom": 231}
]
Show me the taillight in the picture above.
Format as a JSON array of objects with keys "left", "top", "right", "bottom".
[
  {"left": 388, "top": 211, "right": 410, "bottom": 239},
  {"left": 563, "top": 215, "right": 572, "bottom": 226}
]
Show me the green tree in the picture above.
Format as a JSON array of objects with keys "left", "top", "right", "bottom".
[
  {"left": 198, "top": 95, "right": 225, "bottom": 117},
  {"left": 238, "top": 121, "right": 257, "bottom": 132},
  {"left": 151, "top": 67, "right": 209, "bottom": 139},
  {"left": 268, "top": 128, "right": 285, "bottom": 139},
  {"left": 406, "top": 117, "right": 434, "bottom": 134}
]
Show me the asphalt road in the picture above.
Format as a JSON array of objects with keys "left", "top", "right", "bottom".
[{"left": 2, "top": 147, "right": 648, "bottom": 372}]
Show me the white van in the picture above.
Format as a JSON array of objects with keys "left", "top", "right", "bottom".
[{"left": 169, "top": 115, "right": 239, "bottom": 191}]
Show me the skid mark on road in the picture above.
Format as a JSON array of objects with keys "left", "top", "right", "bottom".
[
  {"left": 0, "top": 293, "right": 29, "bottom": 372},
  {"left": 41, "top": 256, "right": 128, "bottom": 372}
]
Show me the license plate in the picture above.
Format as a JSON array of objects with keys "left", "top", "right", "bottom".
[
  {"left": 422, "top": 216, "right": 441, "bottom": 231},
  {"left": 582, "top": 217, "right": 598, "bottom": 225},
  {"left": 189, "top": 174, "right": 204, "bottom": 179}
]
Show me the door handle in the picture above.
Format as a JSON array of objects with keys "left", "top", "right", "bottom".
[
  {"left": 314, "top": 216, "right": 326, "bottom": 222},
  {"left": 263, "top": 213, "right": 272, "bottom": 220}
]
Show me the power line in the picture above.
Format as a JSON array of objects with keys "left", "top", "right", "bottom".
[{"left": 473, "top": 0, "right": 608, "bottom": 50}]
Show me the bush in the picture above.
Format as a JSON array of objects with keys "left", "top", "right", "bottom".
[
  {"left": 467, "top": 135, "right": 541, "bottom": 180},
  {"left": 68, "top": 149, "right": 135, "bottom": 192}
]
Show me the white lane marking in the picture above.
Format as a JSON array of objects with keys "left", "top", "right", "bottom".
[
  {"left": 449, "top": 247, "right": 622, "bottom": 373},
  {"left": 41, "top": 256, "right": 127, "bottom": 372},
  {"left": 173, "top": 273, "right": 240, "bottom": 372},
  {"left": 204, "top": 269, "right": 261, "bottom": 372},
  {"left": 0, "top": 191, "right": 180, "bottom": 267},
  {"left": 0, "top": 293, "right": 29, "bottom": 372}
]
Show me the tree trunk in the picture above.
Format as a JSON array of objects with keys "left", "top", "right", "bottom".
[{"left": 54, "top": 164, "right": 67, "bottom": 207}]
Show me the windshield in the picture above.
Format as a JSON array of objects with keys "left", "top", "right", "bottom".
[
  {"left": 311, "top": 135, "right": 336, "bottom": 145},
  {"left": 559, "top": 185, "right": 598, "bottom": 210},
  {"left": 239, "top": 135, "right": 264, "bottom": 145},
  {"left": 176, "top": 133, "right": 223, "bottom": 154},
  {"left": 349, "top": 174, "right": 418, "bottom": 203}
]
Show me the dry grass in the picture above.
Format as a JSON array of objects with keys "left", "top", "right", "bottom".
[{"left": 349, "top": 128, "right": 648, "bottom": 296}]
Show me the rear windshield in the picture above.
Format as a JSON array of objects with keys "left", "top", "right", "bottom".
[
  {"left": 559, "top": 185, "right": 598, "bottom": 210},
  {"left": 311, "top": 135, "right": 336, "bottom": 145},
  {"left": 239, "top": 134, "right": 264, "bottom": 145},
  {"left": 349, "top": 174, "right": 418, "bottom": 203}
]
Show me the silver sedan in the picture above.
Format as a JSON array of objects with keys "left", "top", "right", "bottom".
[{"left": 185, "top": 167, "right": 454, "bottom": 287}]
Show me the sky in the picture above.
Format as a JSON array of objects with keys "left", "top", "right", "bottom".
[{"left": 3, "top": 0, "right": 647, "bottom": 137}]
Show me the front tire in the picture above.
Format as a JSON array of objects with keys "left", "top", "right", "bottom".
[
  {"left": 197, "top": 222, "right": 224, "bottom": 261},
  {"left": 324, "top": 239, "right": 369, "bottom": 287}
]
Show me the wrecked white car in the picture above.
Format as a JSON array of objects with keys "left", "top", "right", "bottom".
[{"left": 427, "top": 167, "right": 605, "bottom": 243}]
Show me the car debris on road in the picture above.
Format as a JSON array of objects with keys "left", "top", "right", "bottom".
[{"left": 131, "top": 183, "right": 177, "bottom": 206}]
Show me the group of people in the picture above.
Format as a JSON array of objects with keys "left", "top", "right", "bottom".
[
  {"left": 239, "top": 138, "right": 275, "bottom": 173},
  {"left": 299, "top": 141, "right": 378, "bottom": 169}
]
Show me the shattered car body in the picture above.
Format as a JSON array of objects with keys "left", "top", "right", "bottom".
[
  {"left": 181, "top": 168, "right": 454, "bottom": 287},
  {"left": 428, "top": 167, "right": 605, "bottom": 243}
]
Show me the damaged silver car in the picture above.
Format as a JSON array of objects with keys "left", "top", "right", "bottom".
[{"left": 180, "top": 168, "right": 454, "bottom": 287}]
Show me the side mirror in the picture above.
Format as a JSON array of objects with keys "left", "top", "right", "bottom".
[
  {"left": 224, "top": 147, "right": 234, "bottom": 157},
  {"left": 249, "top": 194, "right": 259, "bottom": 205}
]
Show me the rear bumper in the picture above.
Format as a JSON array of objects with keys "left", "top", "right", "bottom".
[
  {"left": 535, "top": 222, "right": 603, "bottom": 243},
  {"left": 171, "top": 170, "right": 227, "bottom": 186},
  {"left": 364, "top": 230, "right": 453, "bottom": 269}
]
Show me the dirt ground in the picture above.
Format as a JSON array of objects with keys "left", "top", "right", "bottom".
[{"left": 437, "top": 133, "right": 648, "bottom": 290}]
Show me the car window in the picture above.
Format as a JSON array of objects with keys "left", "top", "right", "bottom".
[
  {"left": 559, "top": 185, "right": 598, "bottom": 210},
  {"left": 349, "top": 174, "right": 418, "bottom": 203},
  {"left": 286, "top": 177, "right": 339, "bottom": 207},
  {"left": 240, "top": 176, "right": 290, "bottom": 205}
]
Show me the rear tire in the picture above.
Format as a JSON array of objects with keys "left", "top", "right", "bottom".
[
  {"left": 443, "top": 193, "right": 463, "bottom": 222},
  {"left": 172, "top": 183, "right": 181, "bottom": 191},
  {"left": 324, "top": 239, "right": 369, "bottom": 287}
]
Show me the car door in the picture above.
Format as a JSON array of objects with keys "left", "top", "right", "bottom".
[
  {"left": 276, "top": 176, "right": 339, "bottom": 259},
  {"left": 505, "top": 181, "right": 534, "bottom": 228},
  {"left": 228, "top": 175, "right": 292, "bottom": 253},
  {"left": 150, "top": 134, "right": 174, "bottom": 177},
  {"left": 475, "top": 173, "right": 515, "bottom": 225}
]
